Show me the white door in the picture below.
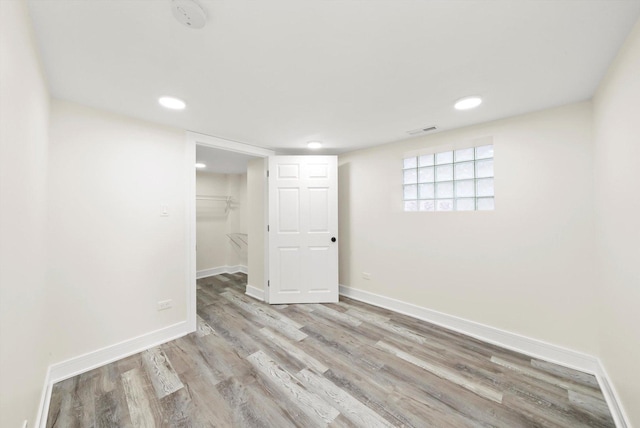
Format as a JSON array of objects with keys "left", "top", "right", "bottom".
[{"left": 268, "top": 156, "right": 338, "bottom": 304}]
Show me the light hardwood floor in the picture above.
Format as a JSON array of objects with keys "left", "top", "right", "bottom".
[{"left": 46, "top": 273, "right": 615, "bottom": 427}]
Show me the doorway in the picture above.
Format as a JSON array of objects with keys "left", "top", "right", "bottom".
[
  {"left": 186, "top": 132, "right": 274, "bottom": 331},
  {"left": 195, "top": 146, "right": 253, "bottom": 278}
]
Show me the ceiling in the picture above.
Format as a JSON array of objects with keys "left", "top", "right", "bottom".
[
  {"left": 196, "top": 145, "right": 257, "bottom": 174},
  {"left": 28, "top": 0, "right": 640, "bottom": 154}
]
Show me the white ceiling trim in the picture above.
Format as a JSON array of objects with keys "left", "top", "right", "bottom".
[{"left": 189, "top": 131, "right": 275, "bottom": 158}]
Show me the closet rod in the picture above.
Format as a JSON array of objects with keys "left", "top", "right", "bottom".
[{"left": 195, "top": 195, "right": 231, "bottom": 201}]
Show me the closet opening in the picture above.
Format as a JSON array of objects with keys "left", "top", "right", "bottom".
[
  {"left": 195, "top": 145, "right": 255, "bottom": 281},
  {"left": 187, "top": 132, "right": 275, "bottom": 331}
]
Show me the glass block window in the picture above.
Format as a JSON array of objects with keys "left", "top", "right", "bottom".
[{"left": 403, "top": 144, "right": 494, "bottom": 211}]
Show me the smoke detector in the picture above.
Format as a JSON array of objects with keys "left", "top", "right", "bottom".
[{"left": 171, "top": 0, "right": 207, "bottom": 29}]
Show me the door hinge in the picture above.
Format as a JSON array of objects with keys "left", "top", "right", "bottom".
[
  {"left": 267, "top": 170, "right": 269, "bottom": 177},
  {"left": 268, "top": 280, "right": 270, "bottom": 287},
  {"left": 267, "top": 225, "right": 270, "bottom": 232}
]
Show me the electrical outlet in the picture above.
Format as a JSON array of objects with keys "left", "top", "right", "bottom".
[
  {"left": 160, "top": 204, "right": 169, "bottom": 217},
  {"left": 362, "top": 272, "right": 371, "bottom": 280},
  {"left": 157, "top": 299, "right": 172, "bottom": 311}
]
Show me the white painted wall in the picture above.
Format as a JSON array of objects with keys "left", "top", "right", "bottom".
[
  {"left": 196, "top": 171, "right": 247, "bottom": 271},
  {"left": 196, "top": 172, "right": 231, "bottom": 270},
  {"left": 247, "top": 158, "right": 266, "bottom": 294},
  {"left": 593, "top": 18, "right": 640, "bottom": 426},
  {"left": 226, "top": 173, "right": 248, "bottom": 267},
  {"left": 339, "top": 102, "right": 598, "bottom": 355},
  {"left": 46, "top": 100, "right": 188, "bottom": 364},
  {"left": 0, "top": 1, "right": 51, "bottom": 426}
]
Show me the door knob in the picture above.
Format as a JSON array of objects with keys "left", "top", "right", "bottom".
[{"left": 331, "top": 237, "right": 337, "bottom": 242}]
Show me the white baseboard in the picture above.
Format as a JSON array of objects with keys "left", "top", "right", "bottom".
[
  {"left": 37, "top": 320, "right": 191, "bottom": 427},
  {"left": 595, "top": 362, "right": 630, "bottom": 428},
  {"left": 48, "top": 321, "right": 190, "bottom": 383},
  {"left": 245, "top": 284, "right": 265, "bottom": 301},
  {"left": 196, "top": 266, "right": 226, "bottom": 279},
  {"left": 197, "top": 265, "right": 247, "bottom": 279},
  {"left": 339, "top": 284, "right": 628, "bottom": 427},
  {"left": 34, "top": 367, "right": 52, "bottom": 428},
  {"left": 228, "top": 265, "right": 248, "bottom": 274},
  {"left": 339, "top": 285, "right": 598, "bottom": 372}
]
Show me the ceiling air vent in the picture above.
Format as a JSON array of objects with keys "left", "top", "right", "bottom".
[{"left": 407, "top": 126, "right": 437, "bottom": 136}]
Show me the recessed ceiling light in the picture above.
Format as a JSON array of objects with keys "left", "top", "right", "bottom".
[
  {"left": 307, "top": 141, "right": 322, "bottom": 149},
  {"left": 159, "top": 96, "right": 186, "bottom": 110},
  {"left": 195, "top": 163, "right": 206, "bottom": 168},
  {"left": 454, "top": 96, "right": 482, "bottom": 110}
]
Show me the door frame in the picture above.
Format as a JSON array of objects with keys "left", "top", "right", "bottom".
[{"left": 186, "top": 131, "right": 275, "bottom": 331}]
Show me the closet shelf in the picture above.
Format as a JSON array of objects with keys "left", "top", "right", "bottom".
[
  {"left": 227, "top": 233, "right": 248, "bottom": 250},
  {"left": 196, "top": 195, "right": 231, "bottom": 201},
  {"left": 196, "top": 194, "right": 238, "bottom": 214}
]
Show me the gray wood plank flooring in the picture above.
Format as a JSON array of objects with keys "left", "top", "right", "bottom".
[{"left": 46, "top": 273, "right": 615, "bottom": 427}]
